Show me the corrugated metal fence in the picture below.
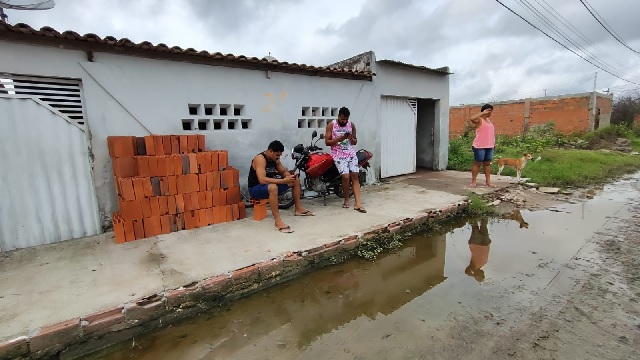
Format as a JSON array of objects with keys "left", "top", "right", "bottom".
[{"left": 0, "top": 96, "right": 99, "bottom": 251}]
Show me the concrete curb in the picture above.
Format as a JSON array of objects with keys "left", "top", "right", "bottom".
[{"left": 0, "top": 200, "right": 469, "bottom": 360}]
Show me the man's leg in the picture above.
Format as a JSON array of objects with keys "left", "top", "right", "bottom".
[
  {"left": 268, "top": 184, "right": 287, "bottom": 229},
  {"left": 292, "top": 179, "right": 313, "bottom": 215},
  {"left": 351, "top": 171, "right": 364, "bottom": 210},
  {"left": 335, "top": 158, "right": 351, "bottom": 207}
]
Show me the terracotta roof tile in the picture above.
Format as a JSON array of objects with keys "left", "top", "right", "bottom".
[{"left": 0, "top": 22, "right": 374, "bottom": 80}]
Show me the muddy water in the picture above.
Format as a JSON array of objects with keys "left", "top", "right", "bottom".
[{"left": 86, "top": 176, "right": 638, "bottom": 360}]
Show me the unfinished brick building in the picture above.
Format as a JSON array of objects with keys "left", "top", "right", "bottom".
[{"left": 449, "top": 92, "right": 612, "bottom": 137}]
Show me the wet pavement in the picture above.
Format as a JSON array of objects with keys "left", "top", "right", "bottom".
[{"left": 85, "top": 174, "right": 640, "bottom": 360}]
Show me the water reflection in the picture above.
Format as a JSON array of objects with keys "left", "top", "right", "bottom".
[
  {"left": 465, "top": 218, "right": 491, "bottom": 282},
  {"left": 88, "top": 231, "right": 454, "bottom": 359}
]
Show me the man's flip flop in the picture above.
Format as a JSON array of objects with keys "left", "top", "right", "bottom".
[
  {"left": 295, "top": 210, "right": 316, "bottom": 216},
  {"left": 276, "top": 226, "right": 294, "bottom": 233},
  {"left": 354, "top": 207, "right": 367, "bottom": 213},
  {"left": 342, "top": 204, "right": 349, "bottom": 209},
  {"left": 485, "top": 184, "right": 497, "bottom": 188}
]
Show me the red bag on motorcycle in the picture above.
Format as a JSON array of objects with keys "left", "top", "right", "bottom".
[{"left": 306, "top": 153, "right": 334, "bottom": 177}]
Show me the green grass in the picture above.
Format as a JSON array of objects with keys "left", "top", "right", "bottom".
[
  {"left": 467, "top": 193, "right": 498, "bottom": 217},
  {"left": 448, "top": 123, "right": 640, "bottom": 188}
]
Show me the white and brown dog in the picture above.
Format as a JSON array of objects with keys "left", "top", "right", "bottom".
[{"left": 496, "top": 153, "right": 533, "bottom": 182}]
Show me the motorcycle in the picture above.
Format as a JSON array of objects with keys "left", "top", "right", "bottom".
[{"left": 279, "top": 130, "right": 373, "bottom": 208}]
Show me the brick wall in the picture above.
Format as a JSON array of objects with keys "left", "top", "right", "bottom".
[{"left": 450, "top": 93, "right": 612, "bottom": 137}]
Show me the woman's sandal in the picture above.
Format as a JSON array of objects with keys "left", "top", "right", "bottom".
[
  {"left": 354, "top": 207, "right": 367, "bottom": 213},
  {"left": 342, "top": 204, "right": 350, "bottom": 209}
]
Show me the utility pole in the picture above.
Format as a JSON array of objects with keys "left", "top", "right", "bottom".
[
  {"left": 592, "top": 72, "right": 598, "bottom": 130},
  {"left": 543, "top": 89, "right": 547, "bottom": 96}
]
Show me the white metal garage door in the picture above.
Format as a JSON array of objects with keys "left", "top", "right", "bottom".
[
  {"left": 381, "top": 97, "right": 417, "bottom": 178},
  {"left": 0, "top": 96, "right": 100, "bottom": 251}
]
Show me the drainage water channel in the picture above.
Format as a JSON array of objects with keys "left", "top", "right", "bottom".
[{"left": 86, "top": 175, "right": 639, "bottom": 360}]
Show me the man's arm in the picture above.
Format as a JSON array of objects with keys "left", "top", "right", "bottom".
[
  {"left": 349, "top": 123, "right": 357, "bottom": 146},
  {"left": 254, "top": 156, "right": 288, "bottom": 185},
  {"left": 325, "top": 121, "right": 347, "bottom": 146}
]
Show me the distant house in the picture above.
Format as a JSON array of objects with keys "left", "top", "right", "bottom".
[
  {"left": 450, "top": 92, "right": 613, "bottom": 137},
  {"left": 0, "top": 23, "right": 451, "bottom": 251}
]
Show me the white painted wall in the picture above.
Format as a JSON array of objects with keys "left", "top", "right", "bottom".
[
  {"left": 0, "top": 41, "right": 382, "bottom": 227},
  {"left": 373, "top": 63, "right": 450, "bottom": 170}
]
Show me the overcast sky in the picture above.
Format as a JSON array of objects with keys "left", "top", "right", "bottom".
[{"left": 5, "top": 0, "right": 640, "bottom": 104}]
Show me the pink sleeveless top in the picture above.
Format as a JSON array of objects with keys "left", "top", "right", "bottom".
[
  {"left": 473, "top": 118, "right": 495, "bottom": 149},
  {"left": 330, "top": 120, "right": 356, "bottom": 159}
]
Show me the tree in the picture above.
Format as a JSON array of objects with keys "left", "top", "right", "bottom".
[{"left": 610, "top": 91, "right": 640, "bottom": 127}]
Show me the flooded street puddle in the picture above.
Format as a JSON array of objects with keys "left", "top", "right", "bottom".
[{"left": 86, "top": 175, "right": 640, "bottom": 360}]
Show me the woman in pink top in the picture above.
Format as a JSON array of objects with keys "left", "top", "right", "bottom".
[{"left": 468, "top": 104, "right": 496, "bottom": 188}]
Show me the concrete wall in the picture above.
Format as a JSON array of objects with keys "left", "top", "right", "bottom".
[
  {"left": 0, "top": 41, "right": 380, "bottom": 227},
  {"left": 450, "top": 93, "right": 613, "bottom": 137},
  {"left": 373, "top": 63, "right": 450, "bottom": 170}
]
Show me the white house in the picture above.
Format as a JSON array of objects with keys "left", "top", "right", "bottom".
[{"left": 0, "top": 22, "right": 451, "bottom": 251}]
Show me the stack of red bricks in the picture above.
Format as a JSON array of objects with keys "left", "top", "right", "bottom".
[{"left": 108, "top": 134, "right": 246, "bottom": 244}]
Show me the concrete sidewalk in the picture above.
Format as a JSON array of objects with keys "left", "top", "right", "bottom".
[{"left": 0, "top": 170, "right": 519, "bottom": 358}]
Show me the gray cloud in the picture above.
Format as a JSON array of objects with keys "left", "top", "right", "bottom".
[{"left": 5, "top": 0, "right": 640, "bottom": 103}]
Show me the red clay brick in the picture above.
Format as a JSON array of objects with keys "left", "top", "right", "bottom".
[
  {"left": 191, "top": 192, "right": 200, "bottom": 210},
  {"left": 197, "top": 153, "right": 208, "bottom": 173},
  {"left": 176, "top": 175, "right": 186, "bottom": 194},
  {"left": 227, "top": 186, "right": 241, "bottom": 204},
  {"left": 112, "top": 157, "right": 137, "bottom": 178},
  {"left": 144, "top": 136, "right": 156, "bottom": 156},
  {"left": 81, "top": 306, "right": 125, "bottom": 336},
  {"left": 124, "top": 221, "right": 135, "bottom": 242},
  {"left": 189, "top": 174, "right": 199, "bottom": 192},
  {"left": 173, "top": 155, "right": 183, "bottom": 175},
  {"left": 201, "top": 274, "right": 232, "bottom": 297},
  {"left": 0, "top": 336, "right": 29, "bottom": 359},
  {"left": 187, "top": 135, "right": 198, "bottom": 153},
  {"left": 213, "top": 206, "right": 223, "bottom": 224},
  {"left": 162, "top": 135, "right": 172, "bottom": 156},
  {"left": 160, "top": 177, "right": 169, "bottom": 196},
  {"left": 141, "top": 198, "right": 152, "bottom": 218},
  {"left": 225, "top": 205, "right": 233, "bottom": 223},
  {"left": 148, "top": 157, "right": 159, "bottom": 177},
  {"left": 232, "top": 203, "right": 239, "bottom": 221},
  {"left": 221, "top": 170, "right": 233, "bottom": 189},
  {"left": 150, "top": 197, "right": 160, "bottom": 217},
  {"left": 133, "top": 178, "right": 145, "bottom": 200},
  {"left": 113, "top": 218, "right": 125, "bottom": 244},
  {"left": 165, "top": 156, "right": 175, "bottom": 176},
  {"left": 176, "top": 213, "right": 184, "bottom": 230},
  {"left": 238, "top": 202, "right": 246, "bottom": 219},
  {"left": 154, "top": 136, "right": 165, "bottom": 156},
  {"left": 204, "top": 191, "right": 213, "bottom": 208},
  {"left": 175, "top": 194, "right": 185, "bottom": 213},
  {"left": 136, "top": 157, "right": 150, "bottom": 177},
  {"left": 29, "top": 318, "right": 80, "bottom": 353},
  {"left": 107, "top": 136, "right": 135, "bottom": 158},
  {"left": 143, "top": 177, "right": 153, "bottom": 198},
  {"left": 188, "top": 153, "right": 198, "bottom": 174},
  {"left": 179, "top": 135, "right": 188, "bottom": 154},
  {"left": 133, "top": 219, "right": 145, "bottom": 240},
  {"left": 160, "top": 215, "right": 171, "bottom": 235},
  {"left": 183, "top": 192, "right": 193, "bottom": 211},
  {"left": 198, "top": 192, "right": 207, "bottom": 209},
  {"left": 159, "top": 196, "right": 169, "bottom": 216},
  {"left": 135, "top": 137, "right": 146, "bottom": 155},
  {"left": 120, "top": 199, "right": 143, "bottom": 220},
  {"left": 170, "top": 136, "right": 180, "bottom": 155},
  {"left": 219, "top": 150, "right": 228, "bottom": 170},
  {"left": 211, "top": 151, "right": 219, "bottom": 172},
  {"left": 212, "top": 171, "right": 221, "bottom": 189},
  {"left": 167, "top": 195, "right": 177, "bottom": 215},
  {"left": 144, "top": 217, "right": 161, "bottom": 237},
  {"left": 157, "top": 156, "right": 167, "bottom": 177},
  {"left": 197, "top": 134, "right": 206, "bottom": 152},
  {"left": 206, "top": 207, "right": 214, "bottom": 225},
  {"left": 167, "top": 176, "right": 177, "bottom": 195},
  {"left": 184, "top": 211, "right": 196, "bottom": 230},
  {"left": 199, "top": 174, "right": 207, "bottom": 192},
  {"left": 119, "top": 178, "right": 135, "bottom": 201},
  {"left": 213, "top": 189, "right": 226, "bottom": 207},
  {"left": 197, "top": 209, "right": 208, "bottom": 227}
]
